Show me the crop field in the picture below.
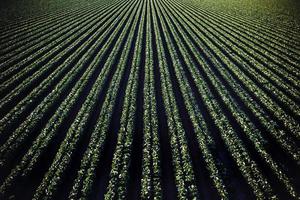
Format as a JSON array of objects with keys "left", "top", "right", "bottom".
[{"left": 0, "top": 0, "right": 299, "bottom": 199}]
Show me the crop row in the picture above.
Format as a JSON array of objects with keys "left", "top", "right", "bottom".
[
  {"left": 140, "top": 1, "right": 161, "bottom": 198},
  {"left": 158, "top": 0, "right": 299, "bottom": 197},
  {"left": 0, "top": 0, "right": 299, "bottom": 199},
  {"left": 0, "top": 0, "right": 109, "bottom": 42},
  {"left": 168, "top": 0, "right": 300, "bottom": 140},
  {"left": 0, "top": 0, "right": 125, "bottom": 83},
  {"left": 154, "top": 0, "right": 280, "bottom": 198},
  {"left": 31, "top": 1, "right": 141, "bottom": 199},
  {"left": 105, "top": 2, "right": 145, "bottom": 198},
  {"left": 167, "top": 0, "right": 300, "bottom": 162},
  {"left": 0, "top": 0, "right": 135, "bottom": 167},
  {"left": 0, "top": 0, "right": 131, "bottom": 136},
  {"left": 0, "top": 1, "right": 139, "bottom": 195},
  {"left": 184, "top": 0, "right": 300, "bottom": 47}
]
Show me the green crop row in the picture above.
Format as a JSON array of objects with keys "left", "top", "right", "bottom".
[{"left": 140, "top": 1, "right": 161, "bottom": 198}]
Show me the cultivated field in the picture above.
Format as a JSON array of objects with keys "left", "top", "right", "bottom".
[{"left": 0, "top": 0, "right": 299, "bottom": 199}]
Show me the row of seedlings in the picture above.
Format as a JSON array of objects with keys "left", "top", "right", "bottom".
[
  {"left": 151, "top": 0, "right": 199, "bottom": 198},
  {"left": 0, "top": 0, "right": 130, "bottom": 136},
  {"left": 0, "top": 5, "right": 92, "bottom": 62},
  {"left": 158, "top": 0, "right": 298, "bottom": 197},
  {"left": 165, "top": 0, "right": 300, "bottom": 161},
  {"left": 153, "top": 0, "right": 230, "bottom": 198},
  {"left": 140, "top": 1, "right": 162, "bottom": 198},
  {"left": 104, "top": 0, "right": 146, "bottom": 198},
  {"left": 0, "top": 0, "right": 138, "bottom": 194},
  {"left": 0, "top": 0, "right": 109, "bottom": 43},
  {"left": 168, "top": 0, "right": 300, "bottom": 140},
  {"left": 68, "top": 1, "right": 144, "bottom": 199},
  {"left": 0, "top": 0, "right": 114, "bottom": 74},
  {"left": 185, "top": 0, "right": 300, "bottom": 49},
  {"left": 181, "top": 3, "right": 300, "bottom": 104},
  {"left": 0, "top": 0, "right": 121, "bottom": 69},
  {"left": 195, "top": 8, "right": 300, "bottom": 76},
  {"left": 0, "top": 0, "right": 136, "bottom": 165},
  {"left": 157, "top": 2, "right": 277, "bottom": 198},
  {"left": 31, "top": 1, "right": 142, "bottom": 199},
  {"left": 0, "top": 0, "right": 126, "bottom": 88}
]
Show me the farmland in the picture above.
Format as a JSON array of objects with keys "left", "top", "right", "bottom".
[{"left": 0, "top": 0, "right": 299, "bottom": 199}]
